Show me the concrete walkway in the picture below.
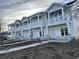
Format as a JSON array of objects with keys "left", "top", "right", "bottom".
[
  {"left": 0, "top": 41, "right": 27, "bottom": 46},
  {"left": 0, "top": 41, "right": 50, "bottom": 54},
  {"left": 0, "top": 39, "right": 71, "bottom": 54}
]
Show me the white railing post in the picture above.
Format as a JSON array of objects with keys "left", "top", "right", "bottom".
[
  {"left": 67, "top": 23, "right": 71, "bottom": 38},
  {"left": 29, "top": 18, "right": 31, "bottom": 39},
  {"left": 57, "top": 13, "right": 60, "bottom": 22},
  {"left": 48, "top": 12, "right": 50, "bottom": 24},
  {"left": 37, "top": 15, "right": 40, "bottom": 26},
  {"left": 14, "top": 23, "right": 16, "bottom": 39},
  {"left": 46, "top": 13, "right": 49, "bottom": 40},
  {"left": 61, "top": 8, "right": 64, "bottom": 20}
]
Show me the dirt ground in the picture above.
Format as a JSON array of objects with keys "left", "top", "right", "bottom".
[{"left": 0, "top": 40, "right": 79, "bottom": 59}]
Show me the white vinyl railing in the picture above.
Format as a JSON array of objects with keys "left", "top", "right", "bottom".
[{"left": 49, "top": 15, "right": 70, "bottom": 25}]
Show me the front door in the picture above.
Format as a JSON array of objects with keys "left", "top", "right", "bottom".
[{"left": 54, "top": 29, "right": 60, "bottom": 38}]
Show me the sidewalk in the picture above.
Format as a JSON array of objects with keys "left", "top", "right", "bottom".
[
  {"left": 0, "top": 41, "right": 50, "bottom": 54},
  {"left": 0, "top": 39, "right": 71, "bottom": 54}
]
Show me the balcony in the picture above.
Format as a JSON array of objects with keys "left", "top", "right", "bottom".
[
  {"left": 48, "top": 15, "right": 70, "bottom": 26},
  {"left": 9, "top": 27, "right": 15, "bottom": 32},
  {"left": 30, "top": 19, "right": 46, "bottom": 29},
  {"left": 22, "top": 24, "right": 29, "bottom": 30},
  {"left": 31, "top": 21, "right": 39, "bottom": 28},
  {"left": 15, "top": 27, "right": 21, "bottom": 31},
  {"left": 39, "top": 19, "right": 46, "bottom": 27}
]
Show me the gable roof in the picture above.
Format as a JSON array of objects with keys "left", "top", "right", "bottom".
[
  {"left": 47, "top": 2, "right": 66, "bottom": 11},
  {"left": 22, "top": 17, "right": 28, "bottom": 21},
  {"left": 66, "top": 0, "right": 76, "bottom": 5},
  {"left": 47, "top": 0, "right": 76, "bottom": 11},
  {"left": 29, "top": 11, "right": 46, "bottom": 18},
  {"left": 15, "top": 20, "right": 21, "bottom": 23},
  {"left": 8, "top": 23, "right": 15, "bottom": 26},
  {"left": 29, "top": 0, "right": 76, "bottom": 16}
]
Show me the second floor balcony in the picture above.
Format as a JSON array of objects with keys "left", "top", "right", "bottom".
[
  {"left": 30, "top": 19, "right": 46, "bottom": 29},
  {"left": 48, "top": 14, "right": 71, "bottom": 26}
]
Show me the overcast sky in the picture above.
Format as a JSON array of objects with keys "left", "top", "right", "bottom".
[{"left": 0, "top": 0, "right": 73, "bottom": 31}]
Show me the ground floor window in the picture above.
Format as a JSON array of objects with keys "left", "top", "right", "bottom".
[
  {"left": 61, "top": 27, "right": 68, "bottom": 36},
  {"left": 19, "top": 33, "right": 21, "bottom": 37},
  {"left": 31, "top": 31, "right": 33, "bottom": 37},
  {"left": 39, "top": 31, "right": 42, "bottom": 37},
  {"left": 42, "top": 30, "right": 44, "bottom": 36}
]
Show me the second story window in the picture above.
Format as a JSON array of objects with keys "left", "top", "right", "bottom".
[
  {"left": 59, "top": 10, "right": 62, "bottom": 15},
  {"left": 55, "top": 13, "right": 58, "bottom": 22},
  {"left": 59, "top": 10, "right": 62, "bottom": 20},
  {"left": 20, "top": 23, "right": 22, "bottom": 26},
  {"left": 28, "top": 19, "right": 30, "bottom": 23},
  {"left": 23, "top": 21, "right": 28, "bottom": 25},
  {"left": 16, "top": 24, "right": 19, "bottom": 27},
  {"left": 31, "top": 31, "right": 33, "bottom": 37}
]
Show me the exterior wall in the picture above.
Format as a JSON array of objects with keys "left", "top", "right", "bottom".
[
  {"left": 71, "top": 0, "right": 79, "bottom": 39},
  {"left": 23, "top": 30, "right": 29, "bottom": 39},
  {"left": 8, "top": 2, "right": 76, "bottom": 42},
  {"left": 31, "top": 28, "right": 41, "bottom": 38},
  {"left": 48, "top": 24, "right": 67, "bottom": 38}
]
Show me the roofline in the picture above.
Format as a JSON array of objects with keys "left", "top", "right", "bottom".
[
  {"left": 8, "top": 0, "right": 76, "bottom": 26},
  {"left": 15, "top": 20, "right": 21, "bottom": 23},
  {"left": 66, "top": 0, "right": 76, "bottom": 5},
  {"left": 8, "top": 23, "right": 15, "bottom": 26},
  {"left": 46, "top": 2, "right": 66, "bottom": 11},
  {"left": 47, "top": 0, "right": 76, "bottom": 11},
  {"left": 29, "top": 11, "right": 46, "bottom": 18}
]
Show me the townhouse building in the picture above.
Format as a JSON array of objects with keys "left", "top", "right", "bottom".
[{"left": 8, "top": 0, "right": 77, "bottom": 42}]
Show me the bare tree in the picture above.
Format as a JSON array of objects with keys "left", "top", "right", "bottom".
[{"left": 0, "top": 18, "right": 6, "bottom": 45}]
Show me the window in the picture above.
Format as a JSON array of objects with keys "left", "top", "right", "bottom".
[
  {"left": 61, "top": 28, "right": 64, "bottom": 36},
  {"left": 55, "top": 14, "right": 57, "bottom": 17},
  {"left": 31, "top": 31, "right": 33, "bottom": 37},
  {"left": 43, "top": 30, "right": 44, "bottom": 36},
  {"left": 9, "top": 32, "right": 11, "bottom": 35},
  {"left": 39, "top": 31, "right": 42, "bottom": 37},
  {"left": 28, "top": 20, "right": 30, "bottom": 23},
  {"left": 65, "top": 27, "right": 68, "bottom": 36},
  {"left": 61, "top": 27, "right": 68, "bottom": 36},
  {"left": 23, "top": 21, "right": 27, "bottom": 24},
  {"left": 19, "top": 33, "right": 21, "bottom": 37},
  {"left": 59, "top": 11, "right": 62, "bottom": 20},
  {"left": 59, "top": 11, "right": 62, "bottom": 15},
  {"left": 20, "top": 23, "right": 22, "bottom": 26},
  {"left": 16, "top": 24, "right": 19, "bottom": 27},
  {"left": 55, "top": 13, "right": 58, "bottom": 22}
]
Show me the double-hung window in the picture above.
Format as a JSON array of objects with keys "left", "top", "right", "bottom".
[{"left": 61, "top": 27, "right": 68, "bottom": 36}]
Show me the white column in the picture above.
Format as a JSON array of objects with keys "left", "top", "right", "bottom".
[
  {"left": 67, "top": 23, "right": 71, "bottom": 36},
  {"left": 29, "top": 18, "right": 31, "bottom": 38},
  {"left": 46, "top": 13, "right": 49, "bottom": 36},
  {"left": 37, "top": 15, "right": 40, "bottom": 26},
  {"left": 61, "top": 8, "right": 64, "bottom": 20},
  {"left": 48, "top": 12, "right": 50, "bottom": 24},
  {"left": 57, "top": 13, "right": 60, "bottom": 22},
  {"left": 40, "top": 15, "right": 43, "bottom": 38},
  {"left": 14, "top": 24, "right": 16, "bottom": 39}
]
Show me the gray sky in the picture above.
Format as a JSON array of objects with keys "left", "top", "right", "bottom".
[{"left": 0, "top": 0, "right": 73, "bottom": 31}]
